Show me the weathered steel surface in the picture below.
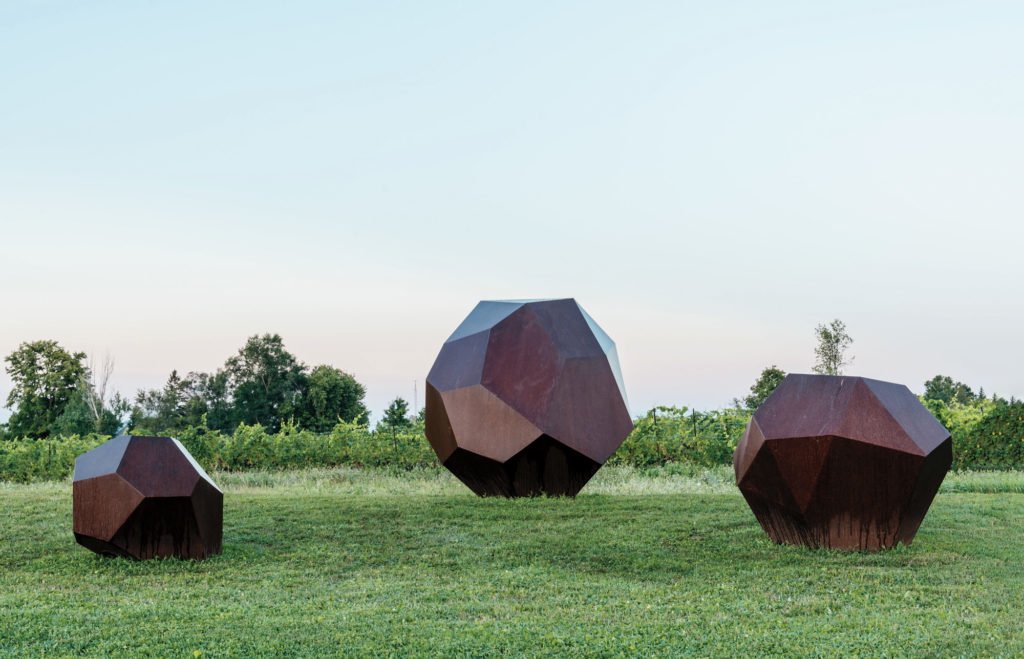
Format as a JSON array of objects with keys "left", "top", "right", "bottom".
[
  {"left": 734, "top": 374, "right": 951, "bottom": 550},
  {"left": 73, "top": 435, "right": 223, "bottom": 560},
  {"left": 425, "top": 298, "right": 633, "bottom": 496}
]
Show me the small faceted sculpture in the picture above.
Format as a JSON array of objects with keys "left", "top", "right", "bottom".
[
  {"left": 425, "top": 298, "right": 633, "bottom": 497},
  {"left": 73, "top": 435, "right": 223, "bottom": 560},
  {"left": 734, "top": 374, "right": 951, "bottom": 550}
]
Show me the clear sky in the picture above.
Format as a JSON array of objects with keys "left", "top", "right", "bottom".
[{"left": 2, "top": 1, "right": 1022, "bottom": 423}]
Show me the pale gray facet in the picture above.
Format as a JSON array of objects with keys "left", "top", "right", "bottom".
[
  {"left": 446, "top": 301, "right": 524, "bottom": 343},
  {"left": 576, "top": 303, "right": 628, "bottom": 407},
  {"left": 73, "top": 435, "right": 132, "bottom": 481}
]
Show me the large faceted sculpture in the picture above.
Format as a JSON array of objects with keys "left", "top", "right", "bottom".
[
  {"left": 425, "top": 298, "right": 633, "bottom": 497},
  {"left": 734, "top": 374, "right": 951, "bottom": 550},
  {"left": 73, "top": 435, "right": 223, "bottom": 560}
]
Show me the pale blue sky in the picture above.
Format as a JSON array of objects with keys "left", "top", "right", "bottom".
[{"left": 2, "top": 1, "right": 1022, "bottom": 422}]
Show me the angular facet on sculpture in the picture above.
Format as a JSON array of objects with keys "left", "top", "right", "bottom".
[
  {"left": 425, "top": 298, "right": 633, "bottom": 496},
  {"left": 73, "top": 435, "right": 223, "bottom": 560},
  {"left": 734, "top": 374, "right": 951, "bottom": 550}
]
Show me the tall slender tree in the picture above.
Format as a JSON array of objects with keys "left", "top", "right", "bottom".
[{"left": 812, "top": 319, "right": 853, "bottom": 376}]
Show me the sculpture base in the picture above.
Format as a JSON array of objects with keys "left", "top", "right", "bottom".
[
  {"left": 74, "top": 496, "right": 223, "bottom": 560},
  {"left": 741, "top": 438, "right": 952, "bottom": 551},
  {"left": 443, "top": 436, "right": 601, "bottom": 497}
]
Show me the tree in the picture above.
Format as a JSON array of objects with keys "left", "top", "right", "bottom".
[
  {"left": 48, "top": 381, "right": 94, "bottom": 437},
  {"left": 83, "top": 353, "right": 115, "bottom": 429},
  {"left": 381, "top": 397, "right": 411, "bottom": 437},
  {"left": 383, "top": 397, "right": 411, "bottom": 428},
  {"left": 812, "top": 319, "right": 853, "bottom": 375},
  {"left": 185, "top": 370, "right": 233, "bottom": 431},
  {"left": 51, "top": 377, "right": 130, "bottom": 437},
  {"left": 225, "top": 333, "right": 306, "bottom": 431},
  {"left": 923, "top": 375, "right": 976, "bottom": 405},
  {"left": 4, "top": 340, "right": 87, "bottom": 438},
  {"left": 133, "top": 369, "right": 233, "bottom": 434},
  {"left": 131, "top": 335, "right": 362, "bottom": 435},
  {"left": 133, "top": 369, "right": 190, "bottom": 432},
  {"left": 57, "top": 353, "right": 130, "bottom": 436},
  {"left": 294, "top": 365, "right": 368, "bottom": 432},
  {"left": 737, "top": 366, "right": 787, "bottom": 411}
]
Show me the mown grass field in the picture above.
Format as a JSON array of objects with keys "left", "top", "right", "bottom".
[{"left": 2, "top": 466, "right": 1024, "bottom": 657}]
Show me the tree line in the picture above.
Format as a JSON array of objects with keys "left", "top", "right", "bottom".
[
  {"left": 0, "top": 334, "right": 383, "bottom": 440},
  {"left": 3, "top": 320, "right": 1024, "bottom": 480},
  {"left": 2, "top": 319, "right": 1018, "bottom": 444}
]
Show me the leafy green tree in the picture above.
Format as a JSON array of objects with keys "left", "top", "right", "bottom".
[
  {"left": 294, "top": 365, "right": 368, "bottom": 432},
  {"left": 133, "top": 369, "right": 191, "bottom": 432},
  {"left": 737, "top": 365, "right": 787, "bottom": 411},
  {"left": 923, "top": 375, "right": 977, "bottom": 405},
  {"left": 131, "top": 335, "right": 364, "bottom": 435},
  {"left": 185, "top": 370, "right": 233, "bottom": 431},
  {"left": 381, "top": 396, "right": 410, "bottom": 433},
  {"left": 99, "top": 393, "right": 131, "bottom": 434},
  {"left": 225, "top": 333, "right": 306, "bottom": 431},
  {"left": 4, "top": 340, "right": 87, "bottom": 438},
  {"left": 383, "top": 397, "right": 411, "bottom": 429},
  {"left": 51, "top": 380, "right": 130, "bottom": 436},
  {"left": 133, "top": 369, "right": 233, "bottom": 434},
  {"left": 380, "top": 396, "right": 412, "bottom": 447},
  {"left": 49, "top": 382, "right": 97, "bottom": 436},
  {"left": 812, "top": 319, "right": 853, "bottom": 375}
]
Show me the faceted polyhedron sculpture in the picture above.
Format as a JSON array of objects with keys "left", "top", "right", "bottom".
[
  {"left": 73, "top": 435, "right": 223, "bottom": 560},
  {"left": 425, "top": 298, "right": 633, "bottom": 497},
  {"left": 734, "top": 374, "right": 951, "bottom": 550}
]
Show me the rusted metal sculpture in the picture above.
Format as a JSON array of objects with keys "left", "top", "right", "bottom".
[
  {"left": 73, "top": 435, "right": 223, "bottom": 560},
  {"left": 425, "top": 298, "right": 633, "bottom": 497},
  {"left": 734, "top": 374, "right": 951, "bottom": 550}
]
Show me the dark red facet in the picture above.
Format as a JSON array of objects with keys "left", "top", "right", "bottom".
[
  {"left": 73, "top": 435, "right": 223, "bottom": 560},
  {"left": 425, "top": 299, "right": 632, "bottom": 496},
  {"left": 734, "top": 374, "right": 951, "bottom": 550}
]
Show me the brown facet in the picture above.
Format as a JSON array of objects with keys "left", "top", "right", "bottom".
[
  {"left": 734, "top": 374, "right": 952, "bottom": 550},
  {"left": 440, "top": 385, "right": 544, "bottom": 463},
  {"left": 72, "top": 436, "right": 223, "bottom": 560},
  {"left": 425, "top": 298, "right": 632, "bottom": 496}
]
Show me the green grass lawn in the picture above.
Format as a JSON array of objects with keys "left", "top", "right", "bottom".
[{"left": 2, "top": 466, "right": 1023, "bottom": 657}]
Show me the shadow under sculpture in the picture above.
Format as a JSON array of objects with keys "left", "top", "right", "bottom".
[
  {"left": 73, "top": 435, "right": 223, "bottom": 560},
  {"left": 734, "top": 374, "right": 951, "bottom": 550},
  {"left": 425, "top": 298, "right": 634, "bottom": 497}
]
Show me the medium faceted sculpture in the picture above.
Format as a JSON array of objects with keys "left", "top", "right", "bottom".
[
  {"left": 73, "top": 435, "right": 223, "bottom": 560},
  {"left": 425, "top": 298, "right": 633, "bottom": 497},
  {"left": 734, "top": 374, "right": 951, "bottom": 550}
]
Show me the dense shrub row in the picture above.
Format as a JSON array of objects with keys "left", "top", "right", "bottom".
[
  {"left": 926, "top": 400, "right": 1024, "bottom": 470},
  {"left": 0, "top": 419, "right": 439, "bottom": 483},
  {"left": 609, "top": 406, "right": 750, "bottom": 468},
  {"left": 0, "top": 434, "right": 105, "bottom": 483},
  {"left": 0, "top": 408, "right": 747, "bottom": 483},
  {"left": 3, "top": 402, "right": 1024, "bottom": 483},
  {"left": 176, "top": 418, "right": 437, "bottom": 473}
]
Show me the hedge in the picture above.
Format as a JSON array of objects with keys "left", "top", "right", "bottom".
[{"left": 3, "top": 402, "right": 1023, "bottom": 483}]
